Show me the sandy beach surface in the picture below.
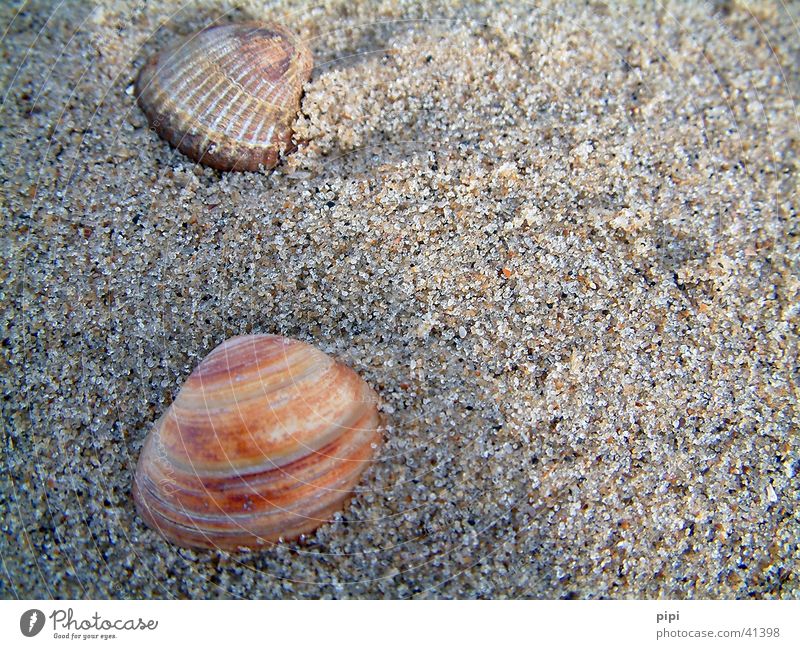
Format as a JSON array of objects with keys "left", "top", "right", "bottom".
[{"left": 1, "top": 0, "right": 798, "bottom": 598}]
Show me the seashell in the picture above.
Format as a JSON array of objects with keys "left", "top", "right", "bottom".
[
  {"left": 135, "top": 22, "right": 312, "bottom": 171},
  {"left": 132, "top": 334, "right": 382, "bottom": 550}
]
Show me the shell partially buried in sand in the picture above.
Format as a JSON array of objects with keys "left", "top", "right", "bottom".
[
  {"left": 135, "top": 22, "right": 312, "bottom": 171},
  {"left": 133, "top": 334, "right": 382, "bottom": 550}
]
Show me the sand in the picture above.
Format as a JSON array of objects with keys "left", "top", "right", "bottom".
[{"left": 1, "top": 0, "right": 798, "bottom": 599}]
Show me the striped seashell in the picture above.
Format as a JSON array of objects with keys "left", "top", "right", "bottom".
[
  {"left": 135, "top": 22, "right": 312, "bottom": 171},
  {"left": 133, "top": 334, "right": 383, "bottom": 550}
]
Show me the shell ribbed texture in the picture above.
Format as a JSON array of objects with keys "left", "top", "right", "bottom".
[
  {"left": 133, "top": 335, "right": 382, "bottom": 550},
  {"left": 135, "top": 22, "right": 312, "bottom": 171}
]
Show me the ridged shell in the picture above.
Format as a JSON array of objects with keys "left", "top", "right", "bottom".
[
  {"left": 133, "top": 334, "right": 382, "bottom": 550},
  {"left": 135, "top": 22, "right": 312, "bottom": 171}
]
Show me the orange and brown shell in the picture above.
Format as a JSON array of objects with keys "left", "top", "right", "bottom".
[
  {"left": 134, "top": 22, "right": 312, "bottom": 171},
  {"left": 132, "top": 334, "right": 382, "bottom": 550}
]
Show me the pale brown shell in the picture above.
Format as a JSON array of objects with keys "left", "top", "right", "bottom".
[
  {"left": 132, "top": 334, "right": 382, "bottom": 550},
  {"left": 135, "top": 22, "right": 312, "bottom": 171}
]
